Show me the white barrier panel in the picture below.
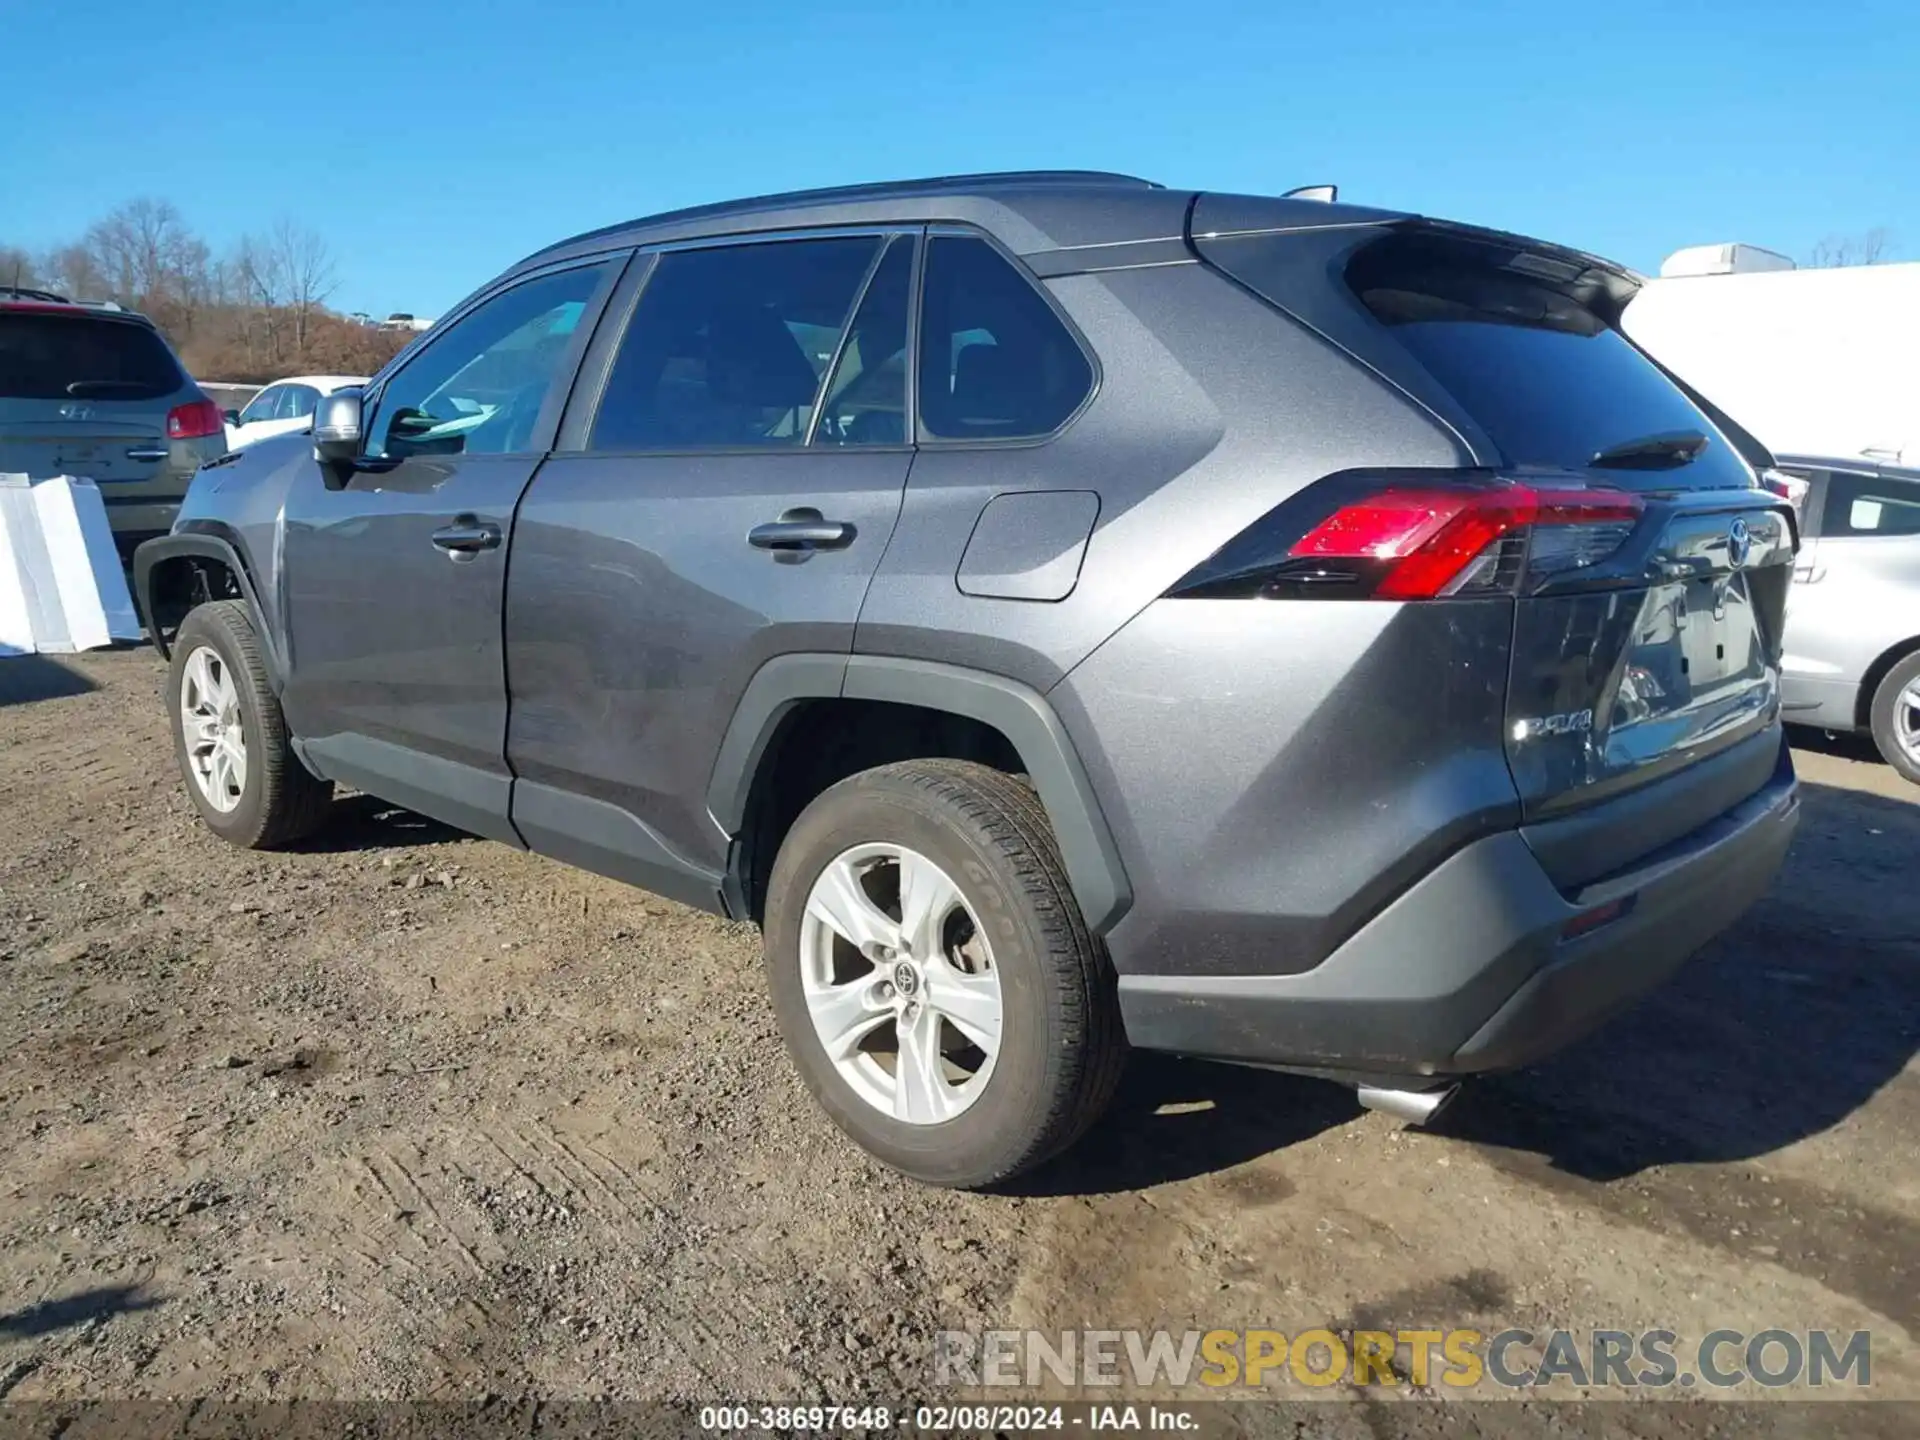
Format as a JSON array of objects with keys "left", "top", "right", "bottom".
[{"left": 0, "top": 474, "right": 143, "bottom": 655}]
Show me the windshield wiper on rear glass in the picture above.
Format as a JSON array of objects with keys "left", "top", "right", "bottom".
[{"left": 1590, "top": 430, "right": 1709, "bottom": 471}]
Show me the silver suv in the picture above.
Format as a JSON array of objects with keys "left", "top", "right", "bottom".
[
  {"left": 135, "top": 172, "right": 1800, "bottom": 1186},
  {"left": 0, "top": 288, "right": 226, "bottom": 554}
]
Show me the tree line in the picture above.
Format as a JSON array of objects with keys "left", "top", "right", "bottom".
[{"left": 2, "top": 199, "right": 412, "bottom": 382}]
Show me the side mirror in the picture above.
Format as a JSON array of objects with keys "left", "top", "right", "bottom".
[
  {"left": 222, "top": 409, "right": 241, "bottom": 427},
  {"left": 312, "top": 390, "right": 364, "bottom": 464}
]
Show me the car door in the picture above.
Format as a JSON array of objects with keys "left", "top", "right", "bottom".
[
  {"left": 279, "top": 255, "right": 626, "bottom": 842},
  {"left": 504, "top": 231, "right": 915, "bottom": 905},
  {"left": 1783, "top": 466, "right": 1920, "bottom": 725}
]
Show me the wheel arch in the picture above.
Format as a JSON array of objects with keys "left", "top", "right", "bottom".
[
  {"left": 133, "top": 528, "right": 281, "bottom": 683},
  {"left": 1857, "top": 633, "right": 1920, "bottom": 732},
  {"left": 707, "top": 654, "right": 1133, "bottom": 935}
]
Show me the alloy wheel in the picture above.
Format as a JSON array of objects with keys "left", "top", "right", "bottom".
[
  {"left": 798, "top": 842, "right": 1003, "bottom": 1124},
  {"left": 179, "top": 645, "right": 248, "bottom": 813}
]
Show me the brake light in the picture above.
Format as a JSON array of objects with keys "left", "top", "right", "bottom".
[
  {"left": 1170, "top": 476, "right": 1645, "bottom": 600},
  {"left": 166, "top": 399, "right": 224, "bottom": 439}
]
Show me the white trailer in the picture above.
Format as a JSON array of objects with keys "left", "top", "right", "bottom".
[{"left": 1623, "top": 250, "right": 1920, "bottom": 466}]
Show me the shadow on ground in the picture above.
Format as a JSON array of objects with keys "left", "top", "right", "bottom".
[
  {"left": 284, "top": 793, "right": 471, "bottom": 854},
  {"left": 1012, "top": 1053, "right": 1360, "bottom": 1197},
  {"left": 1436, "top": 779, "right": 1919, "bottom": 1180},
  {"left": 1026, "top": 776, "right": 1917, "bottom": 1196},
  {"left": 0, "top": 1284, "right": 158, "bottom": 1339},
  {"left": 0, "top": 655, "right": 96, "bottom": 707}
]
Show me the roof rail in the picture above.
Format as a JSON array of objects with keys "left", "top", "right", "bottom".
[{"left": 532, "top": 169, "right": 1163, "bottom": 261}]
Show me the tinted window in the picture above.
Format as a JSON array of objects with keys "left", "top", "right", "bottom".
[
  {"left": 368, "top": 263, "right": 607, "bottom": 460},
  {"left": 0, "top": 313, "right": 181, "bottom": 401},
  {"left": 1822, "top": 471, "right": 1920, "bottom": 537},
  {"left": 590, "top": 236, "right": 880, "bottom": 451},
  {"left": 281, "top": 384, "right": 321, "bottom": 420},
  {"left": 237, "top": 386, "right": 281, "bottom": 424},
  {"left": 1338, "top": 231, "right": 1752, "bottom": 490},
  {"left": 814, "top": 236, "right": 912, "bottom": 446},
  {"left": 917, "top": 236, "right": 1092, "bottom": 440}
]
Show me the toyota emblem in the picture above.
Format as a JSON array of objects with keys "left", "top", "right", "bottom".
[{"left": 1726, "top": 518, "right": 1752, "bottom": 570}]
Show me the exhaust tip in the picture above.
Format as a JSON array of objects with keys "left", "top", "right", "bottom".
[{"left": 1356, "top": 1083, "right": 1461, "bottom": 1127}]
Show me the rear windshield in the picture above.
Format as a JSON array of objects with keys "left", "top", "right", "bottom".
[
  {"left": 0, "top": 312, "right": 183, "bottom": 401},
  {"left": 1345, "top": 232, "right": 1754, "bottom": 489}
]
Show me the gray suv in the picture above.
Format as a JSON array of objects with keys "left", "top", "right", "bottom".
[
  {"left": 134, "top": 172, "right": 1800, "bottom": 1187},
  {"left": 1, "top": 289, "right": 227, "bottom": 552}
]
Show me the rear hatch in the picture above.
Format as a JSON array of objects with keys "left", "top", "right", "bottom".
[
  {"left": 0, "top": 307, "right": 183, "bottom": 483},
  {"left": 1192, "top": 210, "right": 1795, "bottom": 865}
]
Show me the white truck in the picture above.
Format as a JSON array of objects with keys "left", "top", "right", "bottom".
[{"left": 1623, "top": 244, "right": 1919, "bottom": 466}]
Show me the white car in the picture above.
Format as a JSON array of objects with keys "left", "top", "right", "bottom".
[{"left": 222, "top": 375, "right": 368, "bottom": 450}]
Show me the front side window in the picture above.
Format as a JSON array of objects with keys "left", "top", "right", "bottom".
[
  {"left": 368, "top": 263, "right": 609, "bottom": 460},
  {"left": 589, "top": 235, "right": 880, "bottom": 451},
  {"left": 916, "top": 235, "right": 1093, "bottom": 441},
  {"left": 281, "top": 384, "right": 321, "bottom": 421},
  {"left": 1822, "top": 471, "right": 1920, "bottom": 538},
  {"left": 236, "top": 386, "right": 282, "bottom": 424}
]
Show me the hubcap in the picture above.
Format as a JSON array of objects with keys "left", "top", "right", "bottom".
[
  {"left": 1899, "top": 677, "right": 1920, "bottom": 767},
  {"left": 179, "top": 646, "right": 248, "bottom": 813},
  {"left": 798, "top": 842, "right": 1003, "bottom": 1125}
]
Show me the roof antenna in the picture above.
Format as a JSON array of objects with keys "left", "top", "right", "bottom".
[{"left": 1283, "top": 184, "right": 1338, "bottom": 203}]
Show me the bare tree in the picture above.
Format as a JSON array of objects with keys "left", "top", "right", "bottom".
[
  {"left": 270, "top": 219, "right": 338, "bottom": 359},
  {"left": 1805, "top": 228, "right": 1895, "bottom": 268},
  {"left": 78, "top": 198, "right": 215, "bottom": 339},
  {"left": 0, "top": 245, "right": 40, "bottom": 292},
  {"left": 228, "top": 219, "right": 338, "bottom": 369}
]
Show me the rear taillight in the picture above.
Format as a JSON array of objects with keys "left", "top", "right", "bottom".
[
  {"left": 1760, "top": 468, "right": 1809, "bottom": 517},
  {"left": 1171, "top": 475, "right": 1645, "bottom": 600},
  {"left": 166, "top": 399, "right": 224, "bottom": 439}
]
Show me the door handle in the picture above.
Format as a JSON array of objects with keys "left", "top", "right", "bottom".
[
  {"left": 124, "top": 446, "right": 170, "bottom": 462},
  {"left": 431, "top": 519, "right": 502, "bottom": 556},
  {"left": 747, "top": 508, "right": 856, "bottom": 552}
]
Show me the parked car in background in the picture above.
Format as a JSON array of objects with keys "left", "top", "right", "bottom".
[
  {"left": 1771, "top": 454, "right": 1920, "bottom": 783},
  {"left": 223, "top": 375, "right": 368, "bottom": 450},
  {"left": 0, "top": 288, "right": 225, "bottom": 555},
  {"left": 135, "top": 171, "right": 1799, "bottom": 1187}
]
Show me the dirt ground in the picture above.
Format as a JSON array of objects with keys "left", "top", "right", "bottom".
[{"left": 1, "top": 647, "right": 1916, "bottom": 1433}]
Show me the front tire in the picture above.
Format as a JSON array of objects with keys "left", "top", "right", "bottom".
[
  {"left": 169, "top": 601, "right": 333, "bottom": 847},
  {"left": 1869, "top": 651, "right": 1920, "bottom": 786},
  {"left": 763, "top": 760, "right": 1125, "bottom": 1188}
]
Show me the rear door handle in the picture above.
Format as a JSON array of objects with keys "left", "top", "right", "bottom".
[
  {"left": 748, "top": 508, "right": 856, "bottom": 552},
  {"left": 124, "top": 446, "right": 170, "bottom": 462},
  {"left": 431, "top": 519, "right": 502, "bottom": 557}
]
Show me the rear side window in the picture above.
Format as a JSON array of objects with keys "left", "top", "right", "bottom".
[
  {"left": 1821, "top": 471, "right": 1920, "bottom": 537},
  {"left": 0, "top": 313, "right": 182, "bottom": 401},
  {"left": 590, "top": 236, "right": 880, "bottom": 451},
  {"left": 917, "top": 236, "right": 1093, "bottom": 441},
  {"left": 1342, "top": 231, "right": 1751, "bottom": 488}
]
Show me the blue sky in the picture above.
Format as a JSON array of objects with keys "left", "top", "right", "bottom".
[{"left": 3, "top": 0, "right": 1914, "bottom": 317}]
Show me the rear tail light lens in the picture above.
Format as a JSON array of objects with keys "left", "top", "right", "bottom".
[
  {"left": 166, "top": 399, "right": 225, "bottom": 439},
  {"left": 1760, "top": 468, "right": 1808, "bottom": 516},
  {"left": 1171, "top": 476, "right": 1644, "bottom": 601}
]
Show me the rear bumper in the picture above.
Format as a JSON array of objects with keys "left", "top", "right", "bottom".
[{"left": 1118, "top": 743, "right": 1798, "bottom": 1080}]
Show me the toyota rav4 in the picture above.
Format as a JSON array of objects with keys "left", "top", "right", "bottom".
[{"left": 135, "top": 172, "right": 1800, "bottom": 1187}]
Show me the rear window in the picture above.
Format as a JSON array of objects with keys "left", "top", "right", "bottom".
[
  {"left": 1344, "top": 232, "right": 1752, "bottom": 488},
  {"left": 0, "top": 312, "right": 182, "bottom": 401}
]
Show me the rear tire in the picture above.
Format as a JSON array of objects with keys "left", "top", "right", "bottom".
[
  {"left": 169, "top": 601, "right": 333, "bottom": 847},
  {"left": 763, "top": 759, "right": 1125, "bottom": 1188},
  {"left": 1868, "top": 651, "right": 1920, "bottom": 786}
]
